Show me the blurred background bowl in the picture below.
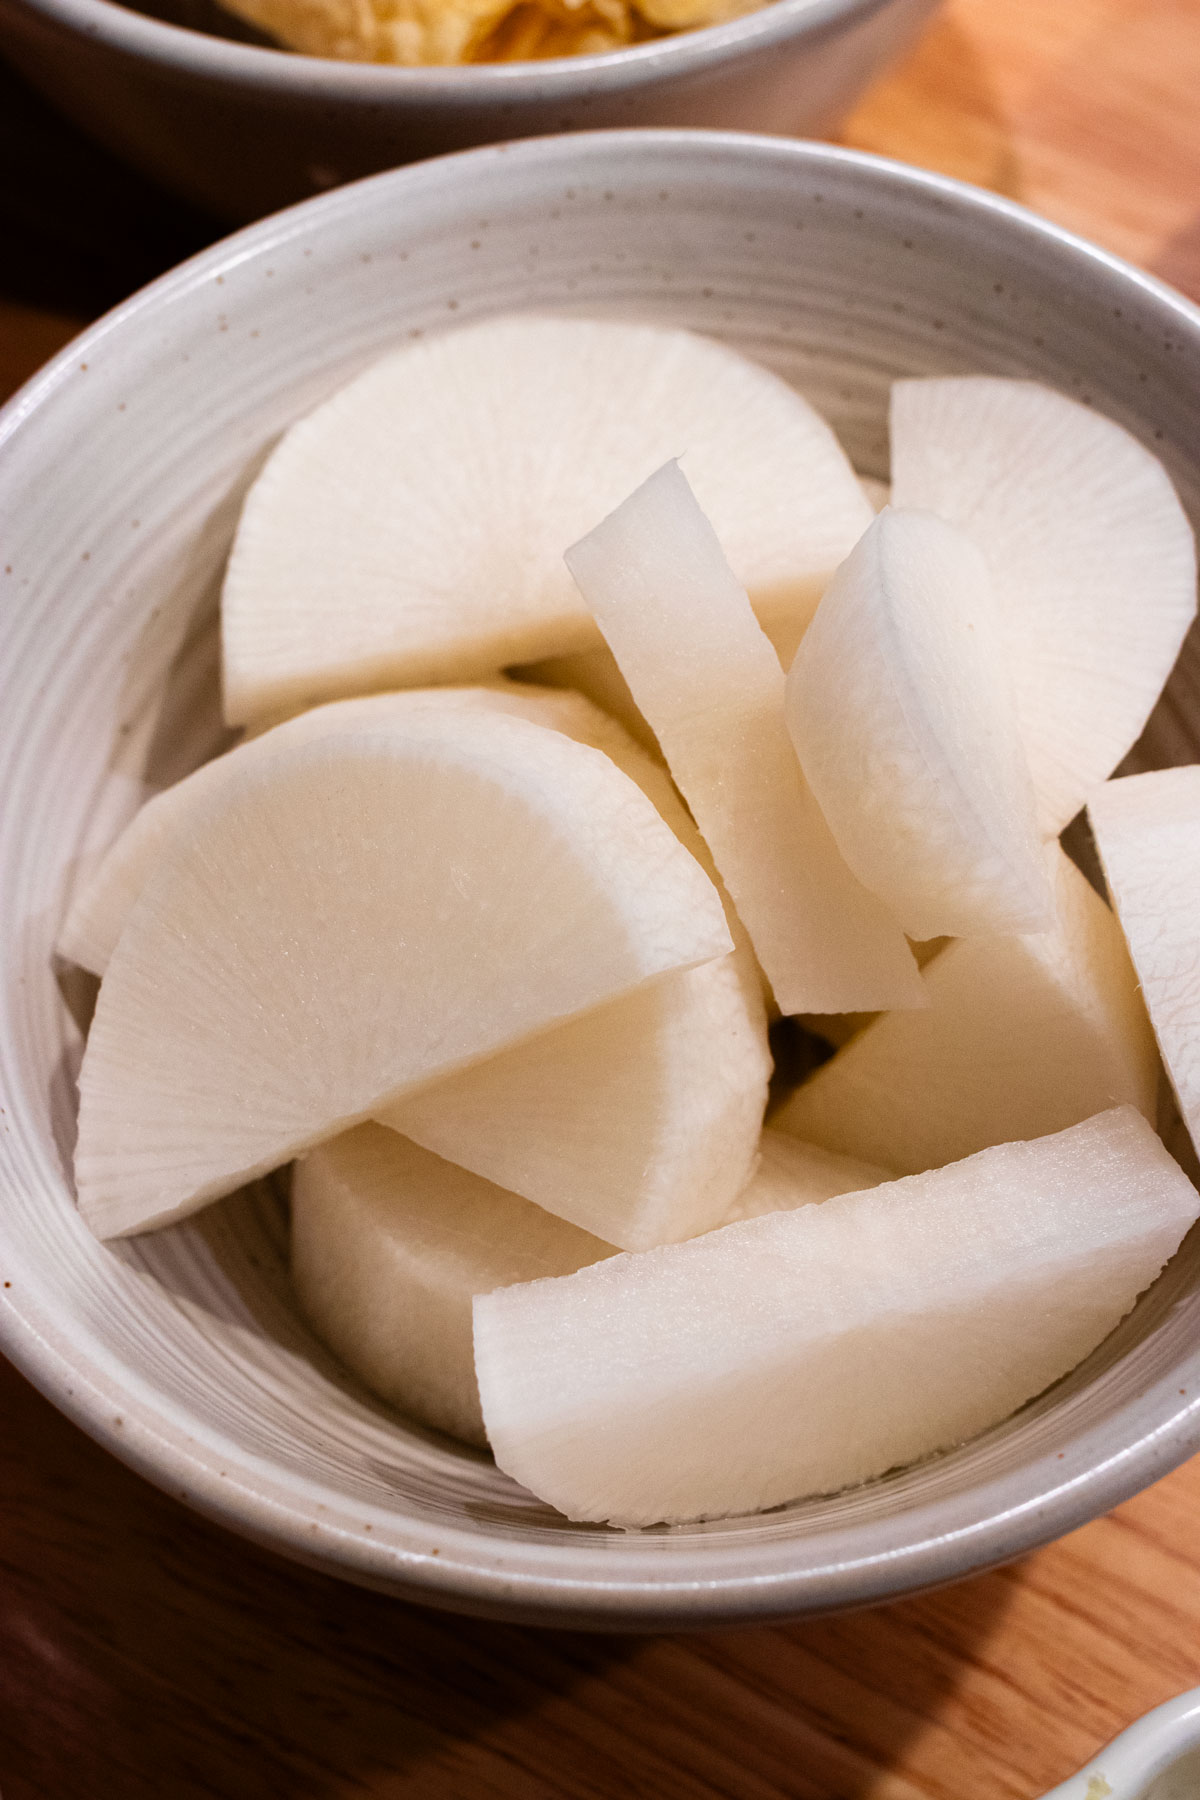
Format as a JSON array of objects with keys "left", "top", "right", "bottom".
[
  {"left": 2, "top": 129, "right": 1200, "bottom": 1630},
  {"left": 0, "top": 0, "right": 937, "bottom": 221}
]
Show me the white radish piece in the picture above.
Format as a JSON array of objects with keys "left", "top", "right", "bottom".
[
  {"left": 890, "top": 378, "right": 1197, "bottom": 834},
  {"left": 786, "top": 508, "right": 1052, "bottom": 940},
  {"left": 65, "top": 676, "right": 767, "bottom": 1249},
  {"left": 722, "top": 1128, "right": 890, "bottom": 1223},
  {"left": 221, "top": 317, "right": 873, "bottom": 725},
  {"left": 773, "top": 846, "right": 1158, "bottom": 1173},
  {"left": 380, "top": 685, "right": 770, "bottom": 1249},
  {"left": 75, "top": 710, "right": 731, "bottom": 1238},
  {"left": 382, "top": 960, "right": 768, "bottom": 1252},
  {"left": 291, "top": 1127, "right": 613, "bottom": 1448},
  {"left": 475, "top": 1108, "right": 1197, "bottom": 1526},
  {"left": 58, "top": 682, "right": 574, "bottom": 977},
  {"left": 1089, "top": 766, "right": 1200, "bottom": 1158},
  {"left": 476, "top": 1108, "right": 1195, "bottom": 1525},
  {"left": 565, "top": 461, "right": 925, "bottom": 1016},
  {"left": 290, "top": 1124, "right": 883, "bottom": 1447}
]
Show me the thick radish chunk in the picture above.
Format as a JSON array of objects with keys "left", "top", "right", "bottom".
[
  {"left": 75, "top": 711, "right": 731, "bottom": 1238},
  {"left": 291, "top": 1127, "right": 613, "bottom": 1448},
  {"left": 1089, "top": 766, "right": 1200, "bottom": 1156},
  {"left": 890, "top": 378, "right": 1197, "bottom": 835},
  {"left": 786, "top": 509, "right": 1051, "bottom": 940},
  {"left": 773, "top": 847, "right": 1158, "bottom": 1173},
  {"left": 221, "top": 318, "right": 872, "bottom": 725},
  {"left": 565, "top": 461, "right": 924, "bottom": 1016},
  {"left": 475, "top": 1109, "right": 1197, "bottom": 1526}
]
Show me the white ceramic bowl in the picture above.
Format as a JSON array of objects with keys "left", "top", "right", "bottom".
[
  {"left": 3, "top": 130, "right": 1200, "bottom": 1630},
  {"left": 0, "top": 0, "right": 937, "bottom": 221},
  {"left": 1042, "top": 1689, "right": 1200, "bottom": 1800}
]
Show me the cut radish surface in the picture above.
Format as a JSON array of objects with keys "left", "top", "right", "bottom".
[
  {"left": 890, "top": 378, "right": 1197, "bottom": 834},
  {"left": 786, "top": 508, "right": 1051, "bottom": 940},
  {"left": 291, "top": 1126, "right": 613, "bottom": 1448},
  {"left": 382, "top": 954, "right": 768, "bottom": 1251},
  {"left": 1089, "top": 767, "right": 1200, "bottom": 1157},
  {"left": 774, "top": 847, "right": 1158, "bottom": 1173},
  {"left": 723, "top": 1128, "right": 890, "bottom": 1223},
  {"left": 221, "top": 317, "right": 872, "bottom": 725},
  {"left": 476, "top": 1108, "right": 1196, "bottom": 1526},
  {"left": 565, "top": 461, "right": 924, "bottom": 1016},
  {"left": 75, "top": 710, "right": 731, "bottom": 1238},
  {"left": 381, "top": 688, "right": 770, "bottom": 1250},
  {"left": 59, "top": 682, "right": 577, "bottom": 977}
]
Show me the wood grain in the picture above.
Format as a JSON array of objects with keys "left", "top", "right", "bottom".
[{"left": 4, "top": 3, "right": 1200, "bottom": 1793}]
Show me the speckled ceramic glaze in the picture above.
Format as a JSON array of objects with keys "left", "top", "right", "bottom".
[
  {"left": 3, "top": 133, "right": 1200, "bottom": 1629},
  {"left": 0, "top": 0, "right": 937, "bottom": 221}
]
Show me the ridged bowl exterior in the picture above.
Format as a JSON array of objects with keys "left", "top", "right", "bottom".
[
  {"left": 0, "top": 0, "right": 937, "bottom": 221},
  {"left": 2, "top": 132, "right": 1200, "bottom": 1628}
]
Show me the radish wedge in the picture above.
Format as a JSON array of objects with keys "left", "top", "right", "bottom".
[
  {"left": 890, "top": 378, "right": 1197, "bottom": 834},
  {"left": 222, "top": 317, "right": 872, "bottom": 726},
  {"left": 475, "top": 1109, "right": 1197, "bottom": 1526},
  {"left": 786, "top": 508, "right": 1051, "bottom": 940},
  {"left": 292, "top": 1126, "right": 613, "bottom": 1448},
  {"left": 565, "top": 461, "right": 924, "bottom": 1016},
  {"left": 76, "top": 710, "right": 730, "bottom": 1238},
  {"left": 1089, "top": 766, "right": 1200, "bottom": 1158}
]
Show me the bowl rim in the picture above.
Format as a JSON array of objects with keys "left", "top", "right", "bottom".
[
  {"left": 2, "top": 0, "right": 902, "bottom": 95},
  {"left": 5, "top": 128, "right": 1200, "bottom": 1628}
]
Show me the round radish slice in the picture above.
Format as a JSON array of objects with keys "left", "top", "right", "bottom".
[
  {"left": 890, "top": 377, "right": 1197, "bottom": 835},
  {"left": 75, "top": 709, "right": 731, "bottom": 1239},
  {"left": 221, "top": 317, "right": 873, "bottom": 726}
]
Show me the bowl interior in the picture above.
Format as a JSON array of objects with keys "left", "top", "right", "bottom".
[{"left": 4, "top": 132, "right": 1200, "bottom": 1627}]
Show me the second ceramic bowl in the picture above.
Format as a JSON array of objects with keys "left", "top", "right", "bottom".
[{"left": 0, "top": 0, "right": 937, "bottom": 220}]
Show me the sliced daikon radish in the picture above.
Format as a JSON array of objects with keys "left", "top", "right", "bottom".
[
  {"left": 382, "top": 958, "right": 768, "bottom": 1251},
  {"left": 476, "top": 1108, "right": 1197, "bottom": 1526},
  {"left": 786, "top": 508, "right": 1051, "bottom": 940},
  {"left": 565, "top": 462, "right": 924, "bottom": 1016},
  {"left": 774, "top": 846, "right": 1158, "bottom": 1173},
  {"left": 222, "top": 317, "right": 873, "bottom": 725},
  {"left": 75, "top": 710, "right": 731, "bottom": 1238},
  {"left": 723, "top": 1128, "right": 890, "bottom": 1222},
  {"left": 59, "top": 681, "right": 571, "bottom": 977},
  {"left": 67, "top": 676, "right": 767, "bottom": 1248},
  {"left": 1089, "top": 767, "right": 1200, "bottom": 1157},
  {"left": 291, "top": 1127, "right": 613, "bottom": 1448},
  {"left": 890, "top": 378, "right": 1197, "bottom": 834},
  {"left": 378, "top": 681, "right": 768, "bottom": 1249}
]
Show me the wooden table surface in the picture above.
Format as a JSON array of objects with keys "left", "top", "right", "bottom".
[{"left": 3, "top": 4, "right": 1200, "bottom": 1795}]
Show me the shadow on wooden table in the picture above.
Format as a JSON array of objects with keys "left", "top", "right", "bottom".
[{"left": 0, "top": 1354, "right": 1016, "bottom": 1799}]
